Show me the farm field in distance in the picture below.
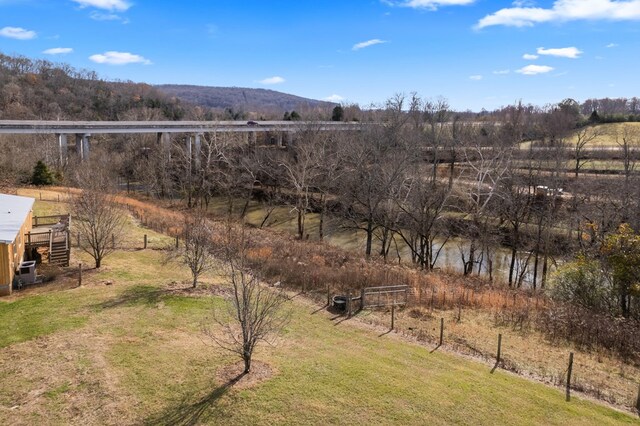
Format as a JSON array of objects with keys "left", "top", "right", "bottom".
[{"left": 0, "top": 189, "right": 636, "bottom": 425}]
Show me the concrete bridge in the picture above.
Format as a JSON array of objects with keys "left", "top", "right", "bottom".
[{"left": 0, "top": 120, "right": 366, "bottom": 161}]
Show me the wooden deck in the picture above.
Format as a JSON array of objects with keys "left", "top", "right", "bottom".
[{"left": 25, "top": 215, "right": 71, "bottom": 266}]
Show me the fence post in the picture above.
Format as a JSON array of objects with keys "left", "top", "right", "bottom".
[
  {"left": 636, "top": 383, "right": 640, "bottom": 414},
  {"left": 496, "top": 334, "right": 502, "bottom": 365},
  {"left": 566, "top": 352, "right": 574, "bottom": 402},
  {"left": 347, "top": 291, "right": 352, "bottom": 318},
  {"left": 57, "top": 194, "right": 60, "bottom": 203},
  {"left": 143, "top": 234, "right": 148, "bottom": 249},
  {"left": 327, "top": 285, "right": 330, "bottom": 306},
  {"left": 78, "top": 263, "right": 83, "bottom": 287},
  {"left": 391, "top": 305, "right": 395, "bottom": 331},
  {"left": 112, "top": 234, "right": 115, "bottom": 250},
  {"left": 439, "top": 318, "right": 444, "bottom": 346},
  {"left": 175, "top": 235, "right": 179, "bottom": 249},
  {"left": 360, "top": 288, "right": 365, "bottom": 311},
  {"left": 77, "top": 232, "right": 80, "bottom": 247},
  {"left": 39, "top": 192, "right": 42, "bottom": 200}
]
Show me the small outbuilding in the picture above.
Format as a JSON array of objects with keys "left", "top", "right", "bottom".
[{"left": 0, "top": 194, "right": 35, "bottom": 296}]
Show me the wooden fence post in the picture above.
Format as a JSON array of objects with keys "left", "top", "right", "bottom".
[
  {"left": 57, "top": 194, "right": 60, "bottom": 203},
  {"left": 143, "top": 234, "right": 148, "bottom": 249},
  {"left": 566, "top": 352, "right": 574, "bottom": 402},
  {"left": 78, "top": 263, "right": 83, "bottom": 287},
  {"left": 347, "top": 291, "right": 352, "bottom": 318},
  {"left": 112, "top": 234, "right": 115, "bottom": 250},
  {"left": 326, "top": 285, "right": 330, "bottom": 307},
  {"left": 391, "top": 305, "right": 395, "bottom": 331},
  {"left": 636, "top": 383, "right": 640, "bottom": 414},
  {"left": 496, "top": 334, "right": 502, "bottom": 365},
  {"left": 360, "top": 288, "right": 365, "bottom": 311},
  {"left": 77, "top": 232, "right": 80, "bottom": 247},
  {"left": 175, "top": 235, "right": 179, "bottom": 249},
  {"left": 439, "top": 318, "right": 444, "bottom": 346}
]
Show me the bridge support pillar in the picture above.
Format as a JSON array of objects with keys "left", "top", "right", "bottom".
[
  {"left": 194, "top": 133, "right": 202, "bottom": 170},
  {"left": 276, "top": 133, "right": 283, "bottom": 147},
  {"left": 75, "top": 133, "right": 90, "bottom": 161},
  {"left": 157, "top": 132, "right": 171, "bottom": 158},
  {"left": 249, "top": 131, "right": 257, "bottom": 146},
  {"left": 285, "top": 131, "right": 293, "bottom": 146},
  {"left": 57, "top": 134, "right": 68, "bottom": 165}
]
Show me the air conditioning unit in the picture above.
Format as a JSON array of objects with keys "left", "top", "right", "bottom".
[{"left": 16, "top": 261, "right": 37, "bottom": 285}]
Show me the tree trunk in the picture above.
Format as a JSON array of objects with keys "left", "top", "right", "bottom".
[
  {"left": 243, "top": 354, "right": 251, "bottom": 373},
  {"left": 365, "top": 216, "right": 374, "bottom": 258}
]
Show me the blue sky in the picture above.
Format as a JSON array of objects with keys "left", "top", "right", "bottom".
[{"left": 0, "top": 0, "right": 639, "bottom": 111}]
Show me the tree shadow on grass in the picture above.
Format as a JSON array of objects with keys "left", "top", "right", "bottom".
[
  {"left": 93, "top": 285, "right": 176, "bottom": 309},
  {"left": 144, "top": 373, "right": 245, "bottom": 426}
]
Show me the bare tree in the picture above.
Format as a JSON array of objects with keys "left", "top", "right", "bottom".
[
  {"left": 207, "top": 224, "right": 289, "bottom": 374},
  {"left": 181, "top": 213, "right": 215, "bottom": 288},
  {"left": 572, "top": 126, "right": 601, "bottom": 178},
  {"left": 71, "top": 167, "right": 126, "bottom": 268}
]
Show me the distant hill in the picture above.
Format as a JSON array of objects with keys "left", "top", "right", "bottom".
[{"left": 156, "top": 84, "right": 335, "bottom": 113}]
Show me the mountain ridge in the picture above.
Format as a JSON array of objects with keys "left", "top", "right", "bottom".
[{"left": 156, "top": 84, "right": 336, "bottom": 113}]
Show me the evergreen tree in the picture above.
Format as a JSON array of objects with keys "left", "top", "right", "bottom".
[
  {"left": 332, "top": 105, "right": 344, "bottom": 121},
  {"left": 31, "top": 160, "right": 54, "bottom": 186}
]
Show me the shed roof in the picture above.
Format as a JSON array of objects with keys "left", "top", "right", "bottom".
[{"left": 0, "top": 194, "right": 34, "bottom": 244}]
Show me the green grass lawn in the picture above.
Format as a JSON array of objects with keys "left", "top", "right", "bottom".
[
  {"left": 0, "top": 260, "right": 636, "bottom": 424},
  {"left": 0, "top": 196, "right": 636, "bottom": 424}
]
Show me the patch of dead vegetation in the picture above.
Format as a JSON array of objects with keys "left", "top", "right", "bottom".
[{"left": 216, "top": 360, "right": 275, "bottom": 390}]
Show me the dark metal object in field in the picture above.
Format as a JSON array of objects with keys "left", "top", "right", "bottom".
[{"left": 332, "top": 295, "right": 347, "bottom": 312}]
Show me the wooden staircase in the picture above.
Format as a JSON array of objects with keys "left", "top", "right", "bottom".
[{"left": 49, "top": 239, "right": 70, "bottom": 266}]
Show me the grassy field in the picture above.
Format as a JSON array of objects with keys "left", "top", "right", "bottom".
[
  {"left": 518, "top": 122, "right": 640, "bottom": 149},
  {"left": 0, "top": 190, "right": 636, "bottom": 424}
]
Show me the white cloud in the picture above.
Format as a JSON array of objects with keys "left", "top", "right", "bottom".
[
  {"left": 493, "top": 69, "right": 510, "bottom": 74},
  {"left": 352, "top": 39, "right": 387, "bottom": 50},
  {"left": 477, "top": 0, "right": 640, "bottom": 29},
  {"left": 606, "top": 42, "right": 619, "bottom": 48},
  {"left": 89, "top": 11, "right": 129, "bottom": 23},
  {"left": 43, "top": 47, "right": 73, "bottom": 55},
  {"left": 537, "top": 46, "right": 582, "bottom": 58},
  {"left": 259, "top": 76, "right": 285, "bottom": 85},
  {"left": 516, "top": 64, "right": 554, "bottom": 75},
  {"left": 469, "top": 75, "right": 483, "bottom": 80},
  {"left": 523, "top": 53, "right": 538, "bottom": 60},
  {"left": 72, "top": 0, "right": 131, "bottom": 11},
  {"left": 324, "top": 94, "right": 344, "bottom": 102},
  {"left": 0, "top": 26, "right": 36, "bottom": 40},
  {"left": 89, "top": 51, "right": 151, "bottom": 65},
  {"left": 385, "top": 0, "right": 475, "bottom": 10}
]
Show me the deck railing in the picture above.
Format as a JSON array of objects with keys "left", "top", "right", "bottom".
[{"left": 32, "top": 214, "right": 70, "bottom": 228}]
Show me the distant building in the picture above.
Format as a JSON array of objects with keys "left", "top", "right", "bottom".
[{"left": 0, "top": 194, "right": 34, "bottom": 296}]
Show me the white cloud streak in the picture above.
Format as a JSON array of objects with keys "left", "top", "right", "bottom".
[
  {"left": 259, "top": 76, "right": 285, "bottom": 85},
  {"left": 606, "top": 42, "right": 619, "bottom": 47},
  {"left": 90, "top": 11, "right": 129, "bottom": 23},
  {"left": 523, "top": 53, "right": 539, "bottom": 60},
  {"left": 477, "top": 0, "right": 640, "bottom": 29},
  {"left": 324, "top": 94, "right": 344, "bottom": 102},
  {"left": 0, "top": 26, "right": 36, "bottom": 40},
  {"left": 43, "top": 47, "right": 73, "bottom": 55},
  {"left": 469, "top": 75, "right": 483, "bottom": 80},
  {"left": 516, "top": 64, "right": 554, "bottom": 75},
  {"left": 493, "top": 69, "right": 510, "bottom": 74},
  {"left": 72, "top": 0, "right": 131, "bottom": 11},
  {"left": 537, "top": 46, "right": 582, "bottom": 58},
  {"left": 385, "top": 0, "right": 475, "bottom": 10},
  {"left": 89, "top": 51, "right": 151, "bottom": 65},
  {"left": 352, "top": 39, "right": 387, "bottom": 50}
]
